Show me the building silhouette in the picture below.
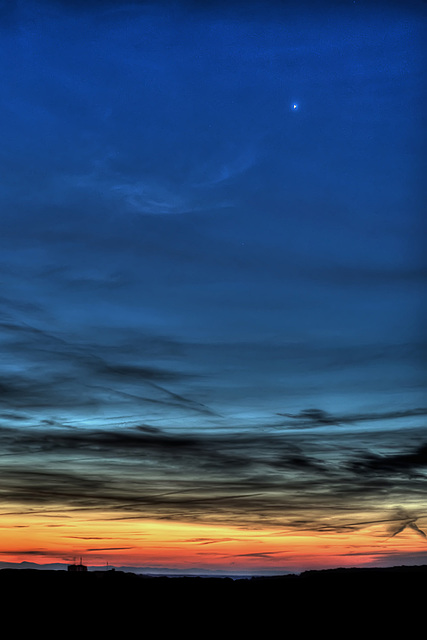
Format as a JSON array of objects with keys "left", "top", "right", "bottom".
[{"left": 67, "top": 558, "right": 87, "bottom": 572}]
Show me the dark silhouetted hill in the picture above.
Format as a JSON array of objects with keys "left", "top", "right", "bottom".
[{"left": 2, "top": 565, "right": 425, "bottom": 634}]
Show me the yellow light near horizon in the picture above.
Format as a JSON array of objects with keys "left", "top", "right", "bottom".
[{"left": 1, "top": 509, "right": 426, "bottom": 571}]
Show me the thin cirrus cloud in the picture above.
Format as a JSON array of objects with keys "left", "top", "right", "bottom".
[
  {"left": 278, "top": 408, "right": 427, "bottom": 428},
  {"left": 1, "top": 413, "right": 426, "bottom": 535},
  {"left": 110, "top": 181, "right": 232, "bottom": 216}
]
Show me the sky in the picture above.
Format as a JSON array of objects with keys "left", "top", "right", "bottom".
[{"left": 0, "top": 0, "right": 426, "bottom": 575}]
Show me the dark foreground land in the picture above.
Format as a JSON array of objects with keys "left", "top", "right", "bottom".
[{"left": 2, "top": 565, "right": 425, "bottom": 633}]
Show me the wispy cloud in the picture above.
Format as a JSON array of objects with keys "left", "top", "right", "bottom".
[
  {"left": 1, "top": 417, "right": 426, "bottom": 535},
  {"left": 0, "top": 319, "right": 217, "bottom": 421},
  {"left": 110, "top": 182, "right": 209, "bottom": 216},
  {"left": 278, "top": 407, "right": 427, "bottom": 429},
  {"left": 350, "top": 444, "right": 427, "bottom": 475},
  {"left": 387, "top": 509, "right": 427, "bottom": 540}
]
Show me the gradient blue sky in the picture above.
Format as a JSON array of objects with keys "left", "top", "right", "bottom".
[{"left": 0, "top": 0, "right": 426, "bottom": 569}]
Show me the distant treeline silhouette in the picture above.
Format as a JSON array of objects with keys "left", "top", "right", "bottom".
[{"left": 2, "top": 565, "right": 424, "bottom": 634}]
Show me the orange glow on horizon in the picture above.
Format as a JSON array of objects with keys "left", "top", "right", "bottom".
[{"left": 1, "top": 508, "right": 426, "bottom": 573}]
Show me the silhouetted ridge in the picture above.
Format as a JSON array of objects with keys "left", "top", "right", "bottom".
[{"left": 2, "top": 565, "right": 425, "bottom": 633}]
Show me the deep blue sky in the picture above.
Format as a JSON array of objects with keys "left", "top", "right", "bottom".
[{"left": 0, "top": 0, "right": 426, "bottom": 562}]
